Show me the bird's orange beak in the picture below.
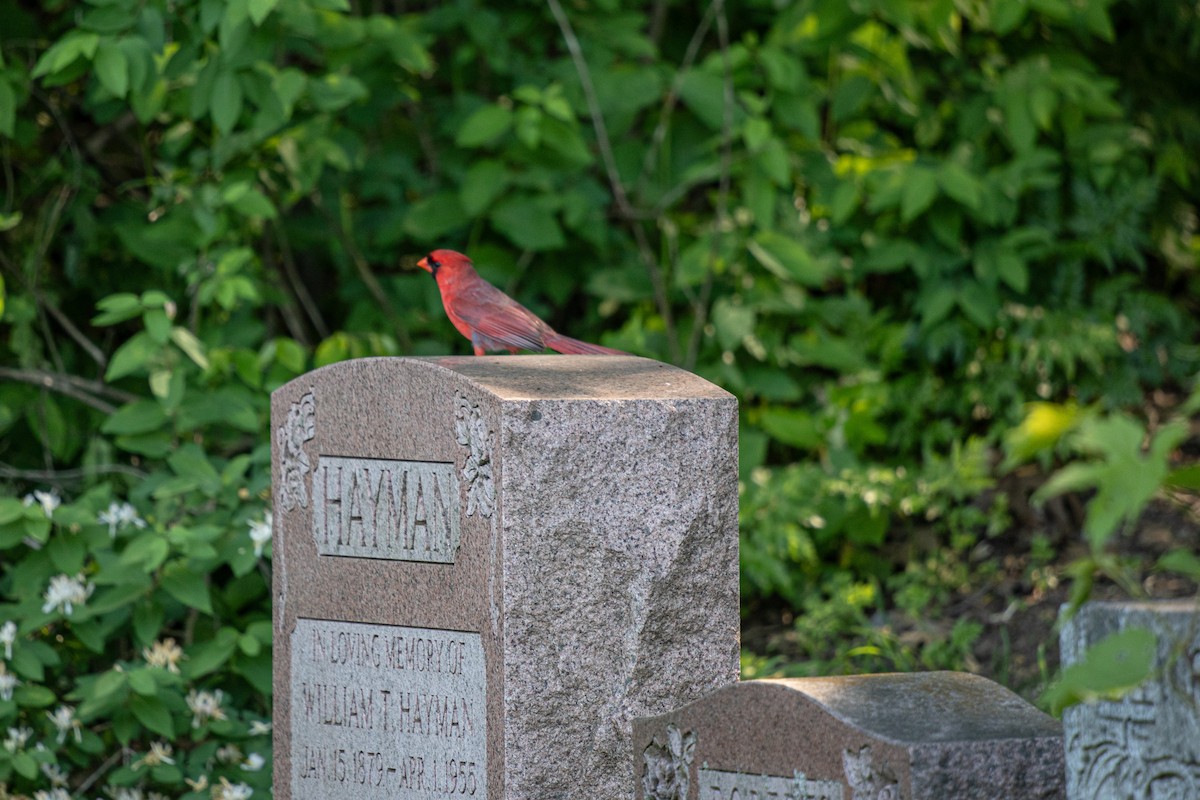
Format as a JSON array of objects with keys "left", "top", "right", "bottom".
[{"left": 416, "top": 256, "right": 431, "bottom": 273}]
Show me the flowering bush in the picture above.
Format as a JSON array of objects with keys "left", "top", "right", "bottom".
[{"left": 0, "top": 478, "right": 274, "bottom": 797}]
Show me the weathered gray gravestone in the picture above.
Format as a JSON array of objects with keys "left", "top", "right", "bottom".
[
  {"left": 1061, "top": 600, "right": 1200, "bottom": 800},
  {"left": 271, "top": 356, "right": 740, "bottom": 800},
  {"left": 633, "top": 672, "right": 1065, "bottom": 800}
]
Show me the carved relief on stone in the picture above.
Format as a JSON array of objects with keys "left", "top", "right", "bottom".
[
  {"left": 1067, "top": 640, "right": 1200, "bottom": 798},
  {"left": 642, "top": 723, "right": 697, "bottom": 800},
  {"left": 843, "top": 745, "right": 899, "bottom": 800},
  {"left": 454, "top": 391, "right": 494, "bottom": 518},
  {"left": 277, "top": 390, "right": 316, "bottom": 511}
]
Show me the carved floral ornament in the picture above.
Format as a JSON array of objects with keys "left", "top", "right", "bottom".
[
  {"left": 277, "top": 390, "right": 316, "bottom": 511},
  {"left": 642, "top": 723, "right": 696, "bottom": 800},
  {"left": 454, "top": 391, "right": 494, "bottom": 518},
  {"left": 842, "top": 745, "right": 899, "bottom": 800}
]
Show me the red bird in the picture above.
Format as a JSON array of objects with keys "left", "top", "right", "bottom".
[{"left": 417, "top": 249, "right": 624, "bottom": 356}]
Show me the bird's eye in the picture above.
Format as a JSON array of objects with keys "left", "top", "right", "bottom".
[{"left": 428, "top": 257, "right": 440, "bottom": 269}]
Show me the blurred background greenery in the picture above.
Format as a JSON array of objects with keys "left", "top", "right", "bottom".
[{"left": 1, "top": 0, "right": 1198, "bottom": 795}]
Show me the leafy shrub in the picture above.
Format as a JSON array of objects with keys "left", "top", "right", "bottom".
[{"left": 1, "top": 0, "right": 1199, "bottom": 791}]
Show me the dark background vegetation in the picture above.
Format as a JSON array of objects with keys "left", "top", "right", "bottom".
[{"left": 1, "top": 0, "right": 1198, "bottom": 794}]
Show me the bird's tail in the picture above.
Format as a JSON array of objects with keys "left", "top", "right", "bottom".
[{"left": 544, "top": 332, "right": 626, "bottom": 355}]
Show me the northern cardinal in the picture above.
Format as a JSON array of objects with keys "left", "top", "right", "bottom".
[{"left": 417, "top": 249, "right": 624, "bottom": 356}]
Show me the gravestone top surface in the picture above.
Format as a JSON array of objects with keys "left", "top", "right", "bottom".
[
  {"left": 328, "top": 355, "right": 734, "bottom": 401},
  {"left": 767, "top": 672, "right": 1062, "bottom": 744}
]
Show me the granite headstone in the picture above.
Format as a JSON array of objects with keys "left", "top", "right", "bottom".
[
  {"left": 633, "top": 672, "right": 1065, "bottom": 800},
  {"left": 271, "top": 356, "right": 740, "bottom": 800},
  {"left": 1060, "top": 599, "right": 1200, "bottom": 799}
]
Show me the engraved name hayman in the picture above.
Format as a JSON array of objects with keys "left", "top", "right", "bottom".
[{"left": 312, "top": 456, "right": 461, "bottom": 562}]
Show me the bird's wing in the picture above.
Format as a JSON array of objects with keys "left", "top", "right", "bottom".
[{"left": 447, "top": 278, "right": 551, "bottom": 352}]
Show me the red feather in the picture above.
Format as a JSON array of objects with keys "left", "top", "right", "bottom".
[{"left": 417, "top": 249, "right": 625, "bottom": 356}]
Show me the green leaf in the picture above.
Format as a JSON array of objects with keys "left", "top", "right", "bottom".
[
  {"left": 308, "top": 73, "right": 368, "bottom": 112},
  {"left": 938, "top": 163, "right": 983, "bottom": 210},
  {"left": 455, "top": 105, "right": 513, "bottom": 147},
  {"left": 130, "top": 695, "right": 175, "bottom": 737},
  {"left": 760, "top": 408, "right": 823, "bottom": 449},
  {"left": 248, "top": 0, "right": 279, "bottom": 25},
  {"left": 168, "top": 443, "right": 222, "bottom": 492},
  {"left": 991, "top": 0, "right": 1028, "bottom": 34},
  {"left": 678, "top": 69, "right": 728, "bottom": 130},
  {"left": 32, "top": 31, "right": 101, "bottom": 78},
  {"left": 0, "top": 79, "right": 16, "bottom": 139},
  {"left": 711, "top": 297, "right": 756, "bottom": 350},
  {"left": 403, "top": 192, "right": 466, "bottom": 242},
  {"left": 132, "top": 602, "right": 164, "bottom": 646},
  {"left": 490, "top": 196, "right": 564, "bottom": 251},
  {"left": 460, "top": 160, "right": 509, "bottom": 216},
  {"left": 160, "top": 563, "right": 213, "bottom": 614},
  {"left": 1043, "top": 627, "right": 1156, "bottom": 714},
  {"left": 94, "top": 40, "right": 129, "bottom": 98},
  {"left": 1166, "top": 465, "right": 1200, "bottom": 491},
  {"left": 92, "top": 292, "right": 140, "bottom": 324},
  {"left": 127, "top": 668, "right": 159, "bottom": 697},
  {"left": 105, "top": 332, "right": 157, "bottom": 381},
  {"left": 1158, "top": 549, "right": 1200, "bottom": 581},
  {"left": 210, "top": 70, "right": 243, "bottom": 134},
  {"left": 14, "top": 684, "right": 57, "bottom": 708},
  {"left": 748, "top": 231, "right": 828, "bottom": 286},
  {"left": 170, "top": 327, "right": 209, "bottom": 370},
  {"left": 829, "top": 181, "right": 860, "bottom": 225},
  {"left": 901, "top": 167, "right": 939, "bottom": 223},
  {"left": 119, "top": 534, "right": 170, "bottom": 571},
  {"left": 184, "top": 628, "right": 238, "bottom": 679}
]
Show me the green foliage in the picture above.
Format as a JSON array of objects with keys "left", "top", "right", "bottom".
[
  {"left": 0, "top": 0, "right": 1198, "bottom": 788},
  {"left": 1041, "top": 627, "right": 1157, "bottom": 715}
]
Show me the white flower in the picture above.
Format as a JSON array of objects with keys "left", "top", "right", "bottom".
[
  {"left": 41, "top": 761, "right": 69, "bottom": 786},
  {"left": 212, "top": 777, "right": 254, "bottom": 800},
  {"left": 186, "top": 688, "right": 227, "bottom": 728},
  {"left": 0, "top": 620, "right": 16, "bottom": 659},
  {"left": 247, "top": 512, "right": 272, "bottom": 557},
  {"left": 46, "top": 705, "right": 82, "bottom": 744},
  {"left": 4, "top": 725, "right": 33, "bottom": 752},
  {"left": 133, "top": 740, "right": 175, "bottom": 770},
  {"left": 33, "top": 790, "right": 71, "bottom": 800},
  {"left": 98, "top": 501, "right": 146, "bottom": 537},
  {"left": 41, "top": 573, "right": 95, "bottom": 615},
  {"left": 184, "top": 775, "right": 209, "bottom": 792},
  {"left": 110, "top": 789, "right": 144, "bottom": 800},
  {"left": 248, "top": 719, "right": 272, "bottom": 736},
  {"left": 216, "top": 742, "right": 243, "bottom": 764},
  {"left": 241, "top": 752, "right": 266, "bottom": 771},
  {"left": 143, "top": 638, "right": 184, "bottom": 673},
  {"left": 23, "top": 488, "right": 61, "bottom": 518},
  {"left": 0, "top": 664, "right": 19, "bottom": 701}
]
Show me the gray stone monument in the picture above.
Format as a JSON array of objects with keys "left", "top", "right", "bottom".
[
  {"left": 271, "top": 356, "right": 740, "bottom": 800},
  {"left": 633, "top": 672, "right": 1065, "bottom": 800},
  {"left": 1061, "top": 599, "right": 1200, "bottom": 799}
]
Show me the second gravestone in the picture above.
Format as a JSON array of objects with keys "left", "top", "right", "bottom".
[{"left": 271, "top": 356, "right": 741, "bottom": 800}]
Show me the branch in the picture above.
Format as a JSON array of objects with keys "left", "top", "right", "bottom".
[
  {"left": 684, "top": 0, "right": 731, "bottom": 372},
  {"left": 74, "top": 744, "right": 129, "bottom": 796},
  {"left": 636, "top": 0, "right": 721, "bottom": 196},
  {"left": 546, "top": 0, "right": 680, "bottom": 361},
  {"left": 545, "top": 0, "right": 635, "bottom": 218},
  {"left": 313, "top": 197, "right": 412, "bottom": 351},
  {"left": 0, "top": 367, "right": 118, "bottom": 414},
  {"left": 0, "top": 462, "right": 148, "bottom": 482},
  {"left": 269, "top": 219, "right": 325, "bottom": 344}
]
